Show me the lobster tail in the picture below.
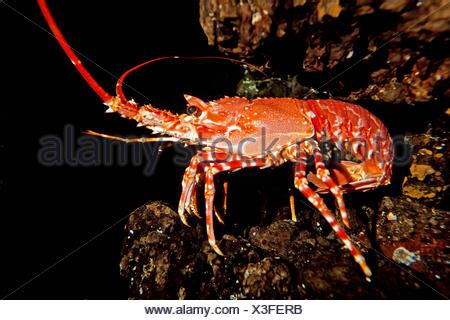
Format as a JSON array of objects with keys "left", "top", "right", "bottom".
[{"left": 307, "top": 99, "right": 394, "bottom": 192}]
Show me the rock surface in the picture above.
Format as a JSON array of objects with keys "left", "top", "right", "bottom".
[
  {"left": 402, "top": 131, "right": 449, "bottom": 207},
  {"left": 199, "top": 0, "right": 450, "bottom": 104},
  {"left": 120, "top": 195, "right": 449, "bottom": 299}
]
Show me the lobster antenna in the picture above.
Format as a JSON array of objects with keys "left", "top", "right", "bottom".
[
  {"left": 37, "top": 0, "right": 113, "bottom": 104},
  {"left": 39, "top": 0, "right": 267, "bottom": 105},
  {"left": 84, "top": 130, "right": 180, "bottom": 143},
  {"left": 116, "top": 56, "right": 268, "bottom": 102}
]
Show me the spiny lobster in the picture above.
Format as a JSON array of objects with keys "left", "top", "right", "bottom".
[{"left": 38, "top": 0, "right": 394, "bottom": 279}]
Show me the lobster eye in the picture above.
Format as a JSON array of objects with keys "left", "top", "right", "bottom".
[{"left": 187, "top": 105, "right": 202, "bottom": 116}]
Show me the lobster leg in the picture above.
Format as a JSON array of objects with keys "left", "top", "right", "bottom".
[
  {"left": 204, "top": 158, "right": 268, "bottom": 255},
  {"left": 212, "top": 181, "right": 228, "bottom": 225},
  {"left": 182, "top": 174, "right": 223, "bottom": 223},
  {"left": 204, "top": 166, "right": 223, "bottom": 255},
  {"left": 186, "top": 175, "right": 201, "bottom": 218},
  {"left": 289, "top": 190, "right": 298, "bottom": 222},
  {"left": 222, "top": 181, "right": 228, "bottom": 217},
  {"left": 293, "top": 151, "right": 372, "bottom": 279},
  {"left": 180, "top": 174, "right": 220, "bottom": 222},
  {"left": 179, "top": 157, "right": 224, "bottom": 222},
  {"left": 178, "top": 155, "right": 200, "bottom": 226},
  {"left": 311, "top": 143, "right": 350, "bottom": 228}
]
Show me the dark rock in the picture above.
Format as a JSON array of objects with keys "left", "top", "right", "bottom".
[
  {"left": 402, "top": 131, "right": 449, "bottom": 208},
  {"left": 120, "top": 198, "right": 449, "bottom": 299},
  {"left": 376, "top": 196, "right": 449, "bottom": 297},
  {"left": 199, "top": 0, "right": 450, "bottom": 104},
  {"left": 120, "top": 202, "right": 213, "bottom": 299}
]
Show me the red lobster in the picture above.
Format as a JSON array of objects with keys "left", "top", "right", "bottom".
[{"left": 38, "top": 0, "right": 394, "bottom": 279}]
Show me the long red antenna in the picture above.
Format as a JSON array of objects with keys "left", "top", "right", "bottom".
[
  {"left": 37, "top": 0, "right": 113, "bottom": 103},
  {"left": 116, "top": 56, "right": 267, "bottom": 102}
]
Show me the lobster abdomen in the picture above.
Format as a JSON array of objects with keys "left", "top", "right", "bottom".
[{"left": 307, "top": 99, "right": 394, "bottom": 187}]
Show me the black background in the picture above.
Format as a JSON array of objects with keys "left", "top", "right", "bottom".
[{"left": 2, "top": 0, "right": 248, "bottom": 299}]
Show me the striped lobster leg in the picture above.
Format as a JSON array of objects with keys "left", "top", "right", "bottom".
[
  {"left": 178, "top": 155, "right": 200, "bottom": 226},
  {"left": 293, "top": 150, "right": 372, "bottom": 278},
  {"left": 311, "top": 143, "right": 351, "bottom": 228},
  {"left": 204, "top": 157, "right": 268, "bottom": 255},
  {"left": 187, "top": 178, "right": 201, "bottom": 218},
  {"left": 188, "top": 181, "right": 227, "bottom": 224},
  {"left": 178, "top": 152, "right": 228, "bottom": 225}
]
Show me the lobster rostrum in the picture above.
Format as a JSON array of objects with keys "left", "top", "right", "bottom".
[{"left": 39, "top": 0, "right": 394, "bottom": 279}]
